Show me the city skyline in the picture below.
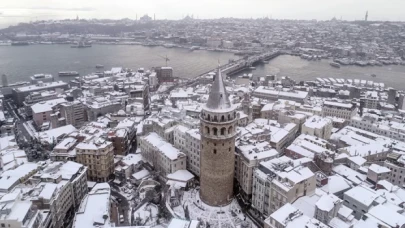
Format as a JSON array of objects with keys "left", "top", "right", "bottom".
[{"left": 1, "top": 0, "right": 405, "bottom": 28}]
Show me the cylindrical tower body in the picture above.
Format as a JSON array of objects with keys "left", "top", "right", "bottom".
[{"left": 200, "top": 107, "right": 237, "bottom": 206}]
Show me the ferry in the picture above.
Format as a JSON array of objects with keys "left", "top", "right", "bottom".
[
  {"left": 330, "top": 62, "right": 341, "bottom": 68},
  {"left": 59, "top": 71, "right": 80, "bottom": 77},
  {"left": 189, "top": 46, "right": 200, "bottom": 51},
  {"left": 11, "top": 41, "right": 29, "bottom": 46},
  {"left": 163, "top": 43, "right": 175, "bottom": 48},
  {"left": 71, "top": 41, "right": 92, "bottom": 48}
]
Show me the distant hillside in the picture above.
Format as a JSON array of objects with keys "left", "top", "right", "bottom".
[{"left": 0, "top": 20, "right": 158, "bottom": 35}]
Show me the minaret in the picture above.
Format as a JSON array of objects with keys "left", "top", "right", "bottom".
[
  {"left": 200, "top": 67, "right": 237, "bottom": 206},
  {"left": 365, "top": 11, "right": 368, "bottom": 21}
]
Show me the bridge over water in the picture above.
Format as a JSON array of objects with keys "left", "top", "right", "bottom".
[{"left": 197, "top": 50, "right": 281, "bottom": 78}]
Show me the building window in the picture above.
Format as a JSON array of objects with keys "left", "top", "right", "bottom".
[{"left": 213, "top": 149, "right": 217, "bottom": 154}]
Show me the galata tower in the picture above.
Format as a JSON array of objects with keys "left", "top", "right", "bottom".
[{"left": 199, "top": 67, "right": 237, "bottom": 206}]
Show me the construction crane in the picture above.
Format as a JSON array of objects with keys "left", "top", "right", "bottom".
[{"left": 158, "top": 55, "right": 170, "bottom": 67}]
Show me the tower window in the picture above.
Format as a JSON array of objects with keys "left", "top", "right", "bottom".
[
  {"left": 214, "top": 116, "right": 218, "bottom": 122},
  {"left": 213, "top": 149, "right": 217, "bottom": 154},
  {"left": 221, "top": 115, "right": 225, "bottom": 121},
  {"left": 228, "top": 126, "right": 233, "bottom": 134},
  {"left": 205, "top": 126, "right": 210, "bottom": 134},
  {"left": 221, "top": 127, "right": 226, "bottom": 135},
  {"left": 207, "top": 114, "right": 211, "bottom": 121},
  {"left": 228, "top": 114, "right": 231, "bottom": 120},
  {"left": 213, "top": 127, "right": 218, "bottom": 135}
]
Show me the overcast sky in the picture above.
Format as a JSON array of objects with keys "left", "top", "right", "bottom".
[{"left": 0, "top": 0, "right": 404, "bottom": 28}]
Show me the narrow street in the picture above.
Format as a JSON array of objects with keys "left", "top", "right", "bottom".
[{"left": 111, "top": 189, "right": 131, "bottom": 226}]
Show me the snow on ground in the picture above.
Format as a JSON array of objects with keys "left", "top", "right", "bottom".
[
  {"left": 174, "top": 189, "right": 257, "bottom": 228},
  {"left": 133, "top": 203, "right": 159, "bottom": 226}
]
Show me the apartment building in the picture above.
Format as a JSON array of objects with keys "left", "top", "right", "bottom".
[
  {"left": 350, "top": 115, "right": 405, "bottom": 142},
  {"left": 12, "top": 81, "right": 69, "bottom": 106},
  {"left": 0, "top": 191, "right": 44, "bottom": 228},
  {"left": 384, "top": 152, "right": 405, "bottom": 187},
  {"left": 343, "top": 185, "right": 380, "bottom": 219},
  {"left": 140, "top": 132, "right": 186, "bottom": 177},
  {"left": 361, "top": 91, "right": 379, "bottom": 109},
  {"left": 76, "top": 138, "right": 114, "bottom": 182},
  {"left": 235, "top": 141, "right": 279, "bottom": 203},
  {"left": 253, "top": 86, "right": 308, "bottom": 103},
  {"left": 30, "top": 98, "right": 66, "bottom": 128},
  {"left": 264, "top": 203, "right": 328, "bottom": 228},
  {"left": 322, "top": 101, "right": 356, "bottom": 120},
  {"left": 184, "top": 129, "right": 201, "bottom": 176},
  {"left": 58, "top": 101, "right": 86, "bottom": 128},
  {"left": 23, "top": 91, "right": 59, "bottom": 118},
  {"left": 252, "top": 156, "right": 316, "bottom": 217},
  {"left": 301, "top": 115, "right": 333, "bottom": 140},
  {"left": 173, "top": 125, "right": 190, "bottom": 153},
  {"left": 367, "top": 164, "right": 390, "bottom": 185},
  {"left": 0, "top": 161, "right": 88, "bottom": 228},
  {"left": 72, "top": 183, "right": 111, "bottom": 228}
]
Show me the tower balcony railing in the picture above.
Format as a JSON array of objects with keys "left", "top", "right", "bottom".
[
  {"left": 200, "top": 116, "right": 237, "bottom": 125},
  {"left": 202, "top": 132, "right": 238, "bottom": 140}
]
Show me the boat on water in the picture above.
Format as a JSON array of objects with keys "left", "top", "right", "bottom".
[
  {"left": 163, "top": 43, "right": 175, "bottom": 48},
  {"left": 71, "top": 42, "right": 92, "bottom": 48},
  {"left": 39, "top": 41, "right": 53, "bottom": 45},
  {"left": 71, "top": 39, "right": 92, "bottom": 48},
  {"left": 330, "top": 62, "right": 341, "bottom": 68},
  {"left": 189, "top": 46, "right": 200, "bottom": 51},
  {"left": 11, "top": 41, "right": 29, "bottom": 46},
  {"left": 59, "top": 71, "right": 80, "bottom": 77},
  {"left": 96, "top": 64, "right": 104, "bottom": 69},
  {"left": 371, "top": 74, "right": 377, "bottom": 78}
]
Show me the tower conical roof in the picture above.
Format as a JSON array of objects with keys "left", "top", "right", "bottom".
[{"left": 205, "top": 67, "right": 231, "bottom": 110}]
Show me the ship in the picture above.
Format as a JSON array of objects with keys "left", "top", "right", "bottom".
[
  {"left": 71, "top": 38, "right": 92, "bottom": 48},
  {"left": 163, "top": 43, "right": 175, "bottom": 48},
  {"left": 330, "top": 62, "right": 341, "bottom": 68},
  {"left": 189, "top": 46, "right": 200, "bottom": 51},
  {"left": 11, "top": 41, "right": 29, "bottom": 46},
  {"left": 96, "top": 64, "right": 104, "bottom": 69},
  {"left": 59, "top": 71, "right": 80, "bottom": 77}
]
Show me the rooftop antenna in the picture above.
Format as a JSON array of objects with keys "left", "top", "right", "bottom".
[{"left": 158, "top": 55, "right": 170, "bottom": 67}]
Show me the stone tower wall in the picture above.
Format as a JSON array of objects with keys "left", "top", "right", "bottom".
[{"left": 200, "top": 109, "right": 237, "bottom": 206}]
